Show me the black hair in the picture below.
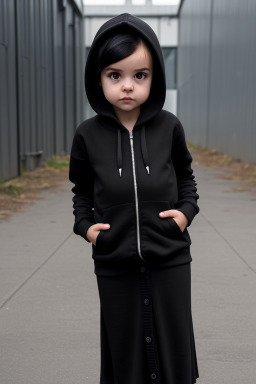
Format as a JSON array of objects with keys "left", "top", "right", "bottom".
[{"left": 96, "top": 32, "right": 151, "bottom": 78}]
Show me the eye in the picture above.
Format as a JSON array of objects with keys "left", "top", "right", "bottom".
[
  {"left": 109, "top": 72, "right": 120, "bottom": 80},
  {"left": 135, "top": 72, "right": 147, "bottom": 80}
]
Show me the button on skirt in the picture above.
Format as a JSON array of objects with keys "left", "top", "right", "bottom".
[{"left": 96, "top": 262, "right": 199, "bottom": 384}]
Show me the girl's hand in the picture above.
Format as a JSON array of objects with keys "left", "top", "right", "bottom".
[
  {"left": 159, "top": 209, "right": 188, "bottom": 232},
  {"left": 86, "top": 223, "right": 110, "bottom": 245}
]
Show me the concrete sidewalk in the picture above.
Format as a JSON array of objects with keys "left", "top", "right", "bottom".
[{"left": 0, "top": 165, "right": 256, "bottom": 384}]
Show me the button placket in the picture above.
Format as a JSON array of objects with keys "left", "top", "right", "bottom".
[
  {"left": 139, "top": 267, "right": 161, "bottom": 383},
  {"left": 144, "top": 298, "right": 150, "bottom": 305}
]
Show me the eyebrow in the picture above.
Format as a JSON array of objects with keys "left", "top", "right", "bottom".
[{"left": 105, "top": 67, "right": 151, "bottom": 72}]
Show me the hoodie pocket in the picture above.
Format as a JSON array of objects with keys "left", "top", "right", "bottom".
[
  {"left": 140, "top": 200, "right": 191, "bottom": 261},
  {"left": 93, "top": 202, "right": 137, "bottom": 262},
  {"left": 95, "top": 229, "right": 105, "bottom": 247}
]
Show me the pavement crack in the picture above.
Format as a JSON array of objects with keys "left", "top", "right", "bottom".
[
  {"left": 200, "top": 212, "right": 256, "bottom": 275},
  {"left": 0, "top": 232, "right": 73, "bottom": 311}
]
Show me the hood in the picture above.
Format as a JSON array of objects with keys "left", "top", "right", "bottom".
[
  {"left": 85, "top": 13, "right": 166, "bottom": 127},
  {"left": 84, "top": 13, "right": 166, "bottom": 176}
]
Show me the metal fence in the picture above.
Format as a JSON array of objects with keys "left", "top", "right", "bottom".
[
  {"left": 178, "top": 0, "right": 256, "bottom": 163},
  {"left": 0, "top": 0, "right": 85, "bottom": 179}
]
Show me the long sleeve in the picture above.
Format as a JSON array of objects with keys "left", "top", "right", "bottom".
[
  {"left": 69, "top": 126, "right": 96, "bottom": 242},
  {"left": 171, "top": 118, "right": 199, "bottom": 226}
]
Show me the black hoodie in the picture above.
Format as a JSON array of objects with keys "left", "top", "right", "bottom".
[{"left": 69, "top": 13, "right": 199, "bottom": 277}]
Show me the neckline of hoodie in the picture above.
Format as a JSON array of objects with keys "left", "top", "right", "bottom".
[{"left": 96, "top": 114, "right": 159, "bottom": 133}]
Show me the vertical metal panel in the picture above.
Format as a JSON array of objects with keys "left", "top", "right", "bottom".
[
  {"left": 74, "top": 12, "right": 86, "bottom": 127},
  {"left": 0, "top": 0, "right": 19, "bottom": 179},
  {"left": 43, "top": 0, "right": 55, "bottom": 159},
  {"left": 17, "top": 0, "right": 54, "bottom": 169},
  {"left": 177, "top": 0, "right": 212, "bottom": 148},
  {"left": 52, "top": 0, "right": 66, "bottom": 155},
  {"left": 178, "top": 0, "right": 256, "bottom": 163},
  {"left": 0, "top": 0, "right": 85, "bottom": 178},
  {"left": 207, "top": 0, "right": 256, "bottom": 162},
  {"left": 65, "top": 4, "right": 76, "bottom": 153}
]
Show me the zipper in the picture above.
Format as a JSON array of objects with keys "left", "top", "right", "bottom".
[{"left": 129, "top": 130, "right": 145, "bottom": 261}]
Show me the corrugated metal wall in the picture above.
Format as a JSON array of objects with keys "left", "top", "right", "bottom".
[
  {"left": 0, "top": 0, "right": 19, "bottom": 179},
  {"left": 178, "top": 0, "right": 256, "bottom": 163},
  {"left": 0, "top": 0, "right": 85, "bottom": 179}
]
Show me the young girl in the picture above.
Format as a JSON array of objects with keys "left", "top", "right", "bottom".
[{"left": 69, "top": 13, "right": 199, "bottom": 384}]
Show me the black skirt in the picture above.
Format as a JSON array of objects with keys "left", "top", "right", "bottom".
[{"left": 96, "top": 262, "right": 199, "bottom": 384}]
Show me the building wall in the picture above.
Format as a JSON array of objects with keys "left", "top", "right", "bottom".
[
  {"left": 0, "top": 0, "right": 85, "bottom": 179},
  {"left": 85, "top": 16, "right": 178, "bottom": 46},
  {"left": 0, "top": 0, "right": 19, "bottom": 179},
  {"left": 178, "top": 0, "right": 256, "bottom": 163}
]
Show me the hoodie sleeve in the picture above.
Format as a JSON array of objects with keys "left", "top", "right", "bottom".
[
  {"left": 171, "top": 118, "right": 199, "bottom": 226},
  {"left": 69, "top": 127, "right": 96, "bottom": 242}
]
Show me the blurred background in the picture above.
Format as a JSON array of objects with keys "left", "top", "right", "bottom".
[{"left": 1, "top": 0, "right": 255, "bottom": 180}]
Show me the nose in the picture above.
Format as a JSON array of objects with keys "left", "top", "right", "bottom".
[{"left": 122, "top": 78, "right": 134, "bottom": 92}]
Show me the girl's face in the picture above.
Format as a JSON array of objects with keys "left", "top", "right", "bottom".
[{"left": 100, "top": 42, "right": 153, "bottom": 122}]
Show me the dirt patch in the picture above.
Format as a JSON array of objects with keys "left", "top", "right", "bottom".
[
  {"left": 0, "top": 156, "right": 69, "bottom": 222},
  {"left": 189, "top": 144, "right": 256, "bottom": 193}
]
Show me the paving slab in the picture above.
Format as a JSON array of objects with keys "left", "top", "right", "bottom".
[{"left": 0, "top": 166, "right": 256, "bottom": 383}]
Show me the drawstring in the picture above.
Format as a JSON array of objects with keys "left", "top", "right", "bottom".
[
  {"left": 117, "top": 125, "right": 150, "bottom": 177},
  {"left": 117, "top": 129, "right": 122, "bottom": 176},
  {"left": 141, "top": 125, "right": 150, "bottom": 175}
]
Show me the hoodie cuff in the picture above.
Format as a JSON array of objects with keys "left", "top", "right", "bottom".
[
  {"left": 75, "top": 220, "right": 96, "bottom": 243},
  {"left": 176, "top": 203, "right": 199, "bottom": 227}
]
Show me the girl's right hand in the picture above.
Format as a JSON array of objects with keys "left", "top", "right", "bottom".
[{"left": 86, "top": 223, "right": 110, "bottom": 245}]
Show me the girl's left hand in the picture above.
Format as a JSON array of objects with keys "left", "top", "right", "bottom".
[{"left": 159, "top": 209, "right": 189, "bottom": 232}]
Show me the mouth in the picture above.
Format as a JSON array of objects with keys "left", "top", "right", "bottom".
[{"left": 121, "top": 97, "right": 134, "bottom": 102}]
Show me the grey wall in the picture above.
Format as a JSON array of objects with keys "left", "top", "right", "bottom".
[
  {"left": 178, "top": 0, "right": 256, "bottom": 163},
  {"left": 0, "top": 0, "right": 19, "bottom": 179},
  {"left": 0, "top": 0, "right": 85, "bottom": 179}
]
